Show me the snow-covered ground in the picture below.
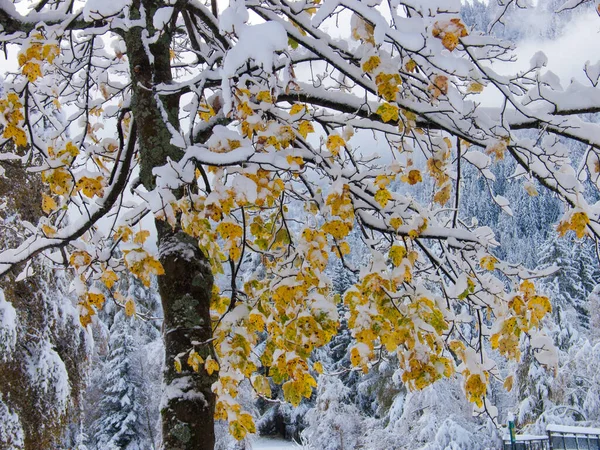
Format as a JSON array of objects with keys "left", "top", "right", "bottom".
[{"left": 253, "top": 437, "right": 302, "bottom": 449}]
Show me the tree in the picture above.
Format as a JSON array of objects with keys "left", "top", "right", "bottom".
[
  {"left": 1, "top": 1, "right": 600, "bottom": 448},
  {"left": 91, "top": 311, "right": 145, "bottom": 450},
  {"left": 0, "top": 156, "right": 89, "bottom": 448}
]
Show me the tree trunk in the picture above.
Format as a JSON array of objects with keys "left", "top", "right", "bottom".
[
  {"left": 124, "top": 2, "right": 217, "bottom": 449},
  {"left": 157, "top": 224, "right": 217, "bottom": 450}
]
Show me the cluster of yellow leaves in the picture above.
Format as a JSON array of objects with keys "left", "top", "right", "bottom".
[
  {"left": 78, "top": 291, "right": 106, "bottom": 327},
  {"left": 123, "top": 248, "right": 165, "bottom": 287},
  {"left": 490, "top": 280, "right": 551, "bottom": 361},
  {"left": 557, "top": 210, "right": 590, "bottom": 239},
  {"left": 322, "top": 184, "right": 355, "bottom": 243},
  {"left": 73, "top": 260, "right": 137, "bottom": 328},
  {"left": 216, "top": 220, "right": 244, "bottom": 261},
  {"left": 213, "top": 387, "right": 256, "bottom": 440},
  {"left": 300, "top": 228, "right": 329, "bottom": 271},
  {"left": 463, "top": 370, "right": 488, "bottom": 408},
  {"left": 0, "top": 93, "right": 27, "bottom": 147},
  {"left": 209, "top": 221, "right": 338, "bottom": 426},
  {"left": 402, "top": 351, "right": 454, "bottom": 390},
  {"left": 268, "top": 355, "right": 317, "bottom": 406},
  {"left": 17, "top": 40, "right": 59, "bottom": 82},
  {"left": 198, "top": 102, "right": 216, "bottom": 122},
  {"left": 182, "top": 349, "right": 219, "bottom": 375},
  {"left": 174, "top": 196, "right": 224, "bottom": 273},
  {"left": 48, "top": 141, "right": 79, "bottom": 165},
  {"left": 432, "top": 18, "right": 468, "bottom": 52},
  {"left": 245, "top": 170, "right": 286, "bottom": 207},
  {"left": 255, "top": 123, "right": 296, "bottom": 150},
  {"left": 369, "top": 174, "right": 392, "bottom": 208},
  {"left": 42, "top": 168, "right": 73, "bottom": 196},
  {"left": 449, "top": 342, "right": 490, "bottom": 407},
  {"left": 376, "top": 72, "right": 402, "bottom": 102},
  {"left": 344, "top": 254, "right": 450, "bottom": 388},
  {"left": 76, "top": 175, "right": 104, "bottom": 198}
]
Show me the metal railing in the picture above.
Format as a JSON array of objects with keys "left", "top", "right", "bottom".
[
  {"left": 502, "top": 425, "right": 600, "bottom": 450},
  {"left": 547, "top": 424, "right": 600, "bottom": 450}
]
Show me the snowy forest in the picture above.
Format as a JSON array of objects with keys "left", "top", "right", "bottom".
[{"left": 2, "top": 0, "right": 600, "bottom": 449}]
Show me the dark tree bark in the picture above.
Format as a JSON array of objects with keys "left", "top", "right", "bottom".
[{"left": 124, "top": 2, "right": 217, "bottom": 449}]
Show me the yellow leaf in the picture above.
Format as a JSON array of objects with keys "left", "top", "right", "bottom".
[
  {"left": 69, "top": 250, "right": 92, "bottom": 268},
  {"left": 290, "top": 104, "right": 306, "bottom": 115},
  {"left": 442, "top": 32, "right": 459, "bottom": 51},
  {"left": 256, "top": 90, "right": 272, "bottom": 103},
  {"left": 87, "top": 292, "right": 105, "bottom": 309},
  {"left": 42, "top": 194, "right": 57, "bottom": 214},
  {"left": 485, "top": 140, "right": 507, "bottom": 161},
  {"left": 338, "top": 241, "right": 351, "bottom": 256},
  {"left": 205, "top": 357, "right": 220, "bottom": 375},
  {"left": 313, "top": 361, "right": 324, "bottom": 374},
  {"left": 403, "top": 169, "right": 422, "bottom": 185},
  {"left": 80, "top": 314, "right": 92, "bottom": 327},
  {"left": 389, "top": 245, "right": 407, "bottom": 266},
  {"left": 389, "top": 217, "right": 403, "bottom": 229},
  {"left": 238, "top": 413, "right": 255, "bottom": 434},
  {"left": 326, "top": 134, "right": 345, "bottom": 156},
  {"left": 42, "top": 224, "right": 56, "bottom": 236},
  {"left": 198, "top": 103, "right": 215, "bottom": 122},
  {"left": 322, "top": 219, "right": 351, "bottom": 240},
  {"left": 559, "top": 211, "right": 590, "bottom": 239},
  {"left": 405, "top": 59, "right": 417, "bottom": 72},
  {"left": 362, "top": 55, "right": 381, "bottom": 73},
  {"left": 174, "top": 358, "right": 182, "bottom": 373},
  {"left": 101, "top": 269, "right": 119, "bottom": 289},
  {"left": 115, "top": 226, "right": 133, "bottom": 243},
  {"left": 76, "top": 176, "right": 104, "bottom": 198},
  {"left": 133, "top": 230, "right": 151, "bottom": 245},
  {"left": 22, "top": 61, "right": 42, "bottom": 82},
  {"left": 524, "top": 182, "right": 538, "bottom": 197},
  {"left": 464, "top": 373, "right": 487, "bottom": 408},
  {"left": 187, "top": 350, "right": 204, "bottom": 372},
  {"left": 282, "top": 380, "right": 302, "bottom": 406},
  {"left": 124, "top": 299, "right": 136, "bottom": 317},
  {"left": 520, "top": 279, "right": 535, "bottom": 298},
  {"left": 3, "top": 123, "right": 27, "bottom": 147},
  {"left": 433, "top": 184, "right": 452, "bottom": 205},
  {"left": 376, "top": 103, "right": 399, "bottom": 123},
  {"left": 252, "top": 374, "right": 272, "bottom": 397},
  {"left": 503, "top": 375, "right": 514, "bottom": 392},
  {"left": 467, "top": 81, "right": 484, "bottom": 93},
  {"left": 374, "top": 188, "right": 392, "bottom": 207},
  {"left": 298, "top": 120, "right": 314, "bottom": 138},
  {"left": 375, "top": 73, "right": 401, "bottom": 101},
  {"left": 432, "top": 75, "right": 449, "bottom": 95},
  {"left": 480, "top": 255, "right": 498, "bottom": 271}
]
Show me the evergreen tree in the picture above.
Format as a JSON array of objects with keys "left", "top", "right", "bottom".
[
  {"left": 91, "top": 311, "right": 145, "bottom": 450},
  {"left": 538, "top": 233, "right": 590, "bottom": 335}
]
